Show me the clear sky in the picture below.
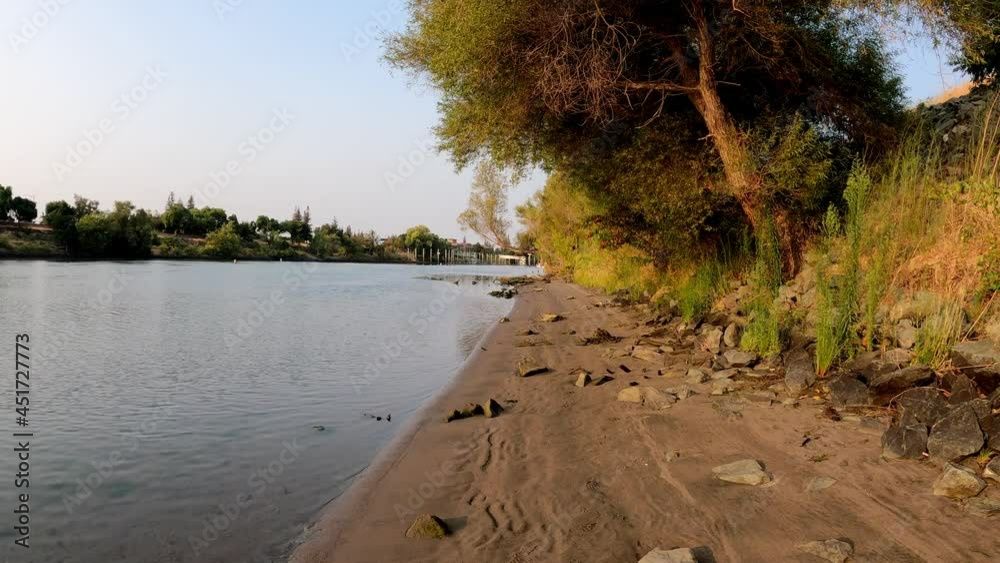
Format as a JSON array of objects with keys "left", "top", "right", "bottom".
[{"left": 0, "top": 0, "right": 968, "bottom": 240}]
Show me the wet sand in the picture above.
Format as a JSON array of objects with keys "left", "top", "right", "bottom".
[{"left": 291, "top": 279, "right": 1000, "bottom": 563}]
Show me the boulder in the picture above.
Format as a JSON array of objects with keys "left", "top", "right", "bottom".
[
  {"left": 797, "top": 539, "right": 854, "bottom": 563},
  {"left": 632, "top": 345, "right": 665, "bottom": 363},
  {"left": 785, "top": 349, "right": 816, "bottom": 395},
  {"left": 712, "top": 459, "right": 771, "bottom": 486},
  {"left": 927, "top": 404, "right": 985, "bottom": 461},
  {"left": 617, "top": 387, "right": 675, "bottom": 409},
  {"left": 932, "top": 462, "right": 987, "bottom": 499},
  {"left": 828, "top": 376, "right": 871, "bottom": 407},
  {"left": 869, "top": 365, "right": 935, "bottom": 404},
  {"left": 483, "top": 399, "right": 504, "bottom": 418},
  {"left": 947, "top": 373, "right": 979, "bottom": 405},
  {"left": 896, "top": 387, "right": 948, "bottom": 427},
  {"left": 574, "top": 370, "right": 592, "bottom": 388},
  {"left": 881, "top": 412, "right": 929, "bottom": 460},
  {"left": 638, "top": 547, "right": 714, "bottom": 563},
  {"left": 723, "top": 322, "right": 741, "bottom": 348},
  {"left": 985, "top": 457, "right": 1000, "bottom": 482},
  {"left": 700, "top": 327, "right": 724, "bottom": 354},
  {"left": 517, "top": 359, "right": 549, "bottom": 378},
  {"left": 980, "top": 414, "right": 1000, "bottom": 451},
  {"left": 895, "top": 319, "right": 918, "bottom": 350},
  {"left": 962, "top": 497, "right": 1000, "bottom": 519},
  {"left": 951, "top": 340, "right": 1000, "bottom": 394},
  {"left": 969, "top": 398, "right": 991, "bottom": 419},
  {"left": 723, "top": 349, "right": 757, "bottom": 368},
  {"left": 405, "top": 514, "right": 449, "bottom": 539}
]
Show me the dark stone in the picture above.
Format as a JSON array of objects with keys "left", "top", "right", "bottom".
[
  {"left": 951, "top": 340, "right": 1000, "bottom": 394},
  {"left": 969, "top": 398, "right": 991, "bottom": 419},
  {"left": 980, "top": 414, "right": 1000, "bottom": 451},
  {"left": 882, "top": 412, "right": 929, "bottom": 460},
  {"left": 828, "top": 376, "right": 871, "bottom": 407},
  {"left": 948, "top": 373, "right": 979, "bottom": 405},
  {"left": 785, "top": 349, "right": 816, "bottom": 395},
  {"left": 896, "top": 387, "right": 949, "bottom": 427},
  {"left": 869, "top": 365, "right": 935, "bottom": 405},
  {"left": 927, "top": 404, "right": 985, "bottom": 461},
  {"left": 989, "top": 388, "right": 1000, "bottom": 410},
  {"left": 842, "top": 351, "right": 905, "bottom": 379},
  {"left": 483, "top": 398, "right": 504, "bottom": 418}
]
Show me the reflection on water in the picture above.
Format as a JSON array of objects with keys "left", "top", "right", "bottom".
[{"left": 0, "top": 260, "right": 537, "bottom": 563}]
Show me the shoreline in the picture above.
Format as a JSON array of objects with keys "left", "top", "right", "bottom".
[{"left": 290, "top": 279, "right": 1000, "bottom": 563}]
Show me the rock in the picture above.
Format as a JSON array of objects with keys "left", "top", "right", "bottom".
[
  {"left": 686, "top": 369, "right": 709, "bottom": 384},
  {"left": 951, "top": 340, "right": 1000, "bottom": 394},
  {"left": 574, "top": 370, "right": 593, "bottom": 388},
  {"left": 932, "top": 462, "right": 987, "bottom": 498},
  {"left": 499, "top": 316, "right": 511, "bottom": 323},
  {"left": 483, "top": 398, "right": 504, "bottom": 418},
  {"left": 806, "top": 476, "right": 838, "bottom": 492},
  {"left": 638, "top": 547, "right": 714, "bottom": 563},
  {"left": 980, "top": 414, "right": 1000, "bottom": 451},
  {"left": 712, "top": 459, "right": 771, "bottom": 486},
  {"left": 538, "top": 313, "right": 563, "bottom": 323},
  {"left": 891, "top": 291, "right": 942, "bottom": 322},
  {"left": 632, "top": 345, "right": 664, "bottom": 363},
  {"left": 723, "top": 322, "right": 741, "bottom": 348},
  {"left": 797, "top": 539, "right": 854, "bottom": 563},
  {"left": 723, "top": 349, "right": 757, "bottom": 368},
  {"left": 446, "top": 403, "right": 484, "bottom": 422},
  {"left": 828, "top": 376, "right": 871, "bottom": 407},
  {"left": 963, "top": 497, "right": 1000, "bottom": 518},
  {"left": 785, "top": 349, "right": 816, "bottom": 395},
  {"left": 665, "top": 450, "right": 681, "bottom": 462},
  {"left": 896, "top": 387, "right": 948, "bottom": 426},
  {"left": 927, "top": 404, "right": 985, "bottom": 461},
  {"left": 895, "top": 319, "right": 918, "bottom": 349},
  {"left": 869, "top": 365, "right": 935, "bottom": 404},
  {"left": 947, "top": 373, "right": 978, "bottom": 405},
  {"left": 881, "top": 412, "right": 928, "bottom": 460},
  {"left": 617, "top": 387, "right": 675, "bottom": 409},
  {"left": 700, "top": 327, "right": 724, "bottom": 354},
  {"left": 665, "top": 385, "right": 695, "bottom": 400},
  {"left": 517, "top": 359, "right": 549, "bottom": 378},
  {"left": 711, "top": 378, "right": 736, "bottom": 396},
  {"left": 445, "top": 409, "right": 463, "bottom": 422},
  {"left": 883, "top": 348, "right": 913, "bottom": 364},
  {"left": 969, "top": 398, "right": 991, "bottom": 419},
  {"left": 405, "top": 514, "right": 449, "bottom": 539},
  {"left": 985, "top": 457, "right": 1000, "bottom": 482},
  {"left": 711, "top": 368, "right": 740, "bottom": 380}
]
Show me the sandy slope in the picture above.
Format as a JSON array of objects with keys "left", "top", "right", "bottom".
[{"left": 291, "top": 280, "right": 1000, "bottom": 563}]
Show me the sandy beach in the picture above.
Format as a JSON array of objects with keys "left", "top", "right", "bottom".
[{"left": 291, "top": 279, "right": 1000, "bottom": 563}]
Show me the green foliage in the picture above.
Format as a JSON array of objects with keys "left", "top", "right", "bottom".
[
  {"left": 9, "top": 197, "right": 36, "bottom": 223},
  {"left": 76, "top": 213, "right": 114, "bottom": 255},
  {"left": 914, "top": 300, "right": 966, "bottom": 368},
  {"left": 44, "top": 200, "right": 78, "bottom": 250},
  {"left": 741, "top": 219, "right": 785, "bottom": 357},
  {"left": 157, "top": 235, "right": 197, "bottom": 258},
  {"left": 203, "top": 222, "right": 243, "bottom": 259},
  {"left": 0, "top": 185, "right": 12, "bottom": 219}
]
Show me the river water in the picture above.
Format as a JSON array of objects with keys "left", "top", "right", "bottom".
[{"left": 0, "top": 260, "right": 536, "bottom": 563}]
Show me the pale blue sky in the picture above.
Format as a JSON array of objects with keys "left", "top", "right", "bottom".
[{"left": 0, "top": 0, "right": 967, "bottom": 239}]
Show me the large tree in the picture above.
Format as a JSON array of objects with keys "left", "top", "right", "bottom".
[
  {"left": 388, "top": 0, "right": 904, "bottom": 271},
  {"left": 457, "top": 161, "right": 513, "bottom": 249}
]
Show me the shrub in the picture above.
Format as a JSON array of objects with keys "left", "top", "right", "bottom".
[
  {"left": 203, "top": 223, "right": 243, "bottom": 259},
  {"left": 741, "top": 218, "right": 784, "bottom": 357}
]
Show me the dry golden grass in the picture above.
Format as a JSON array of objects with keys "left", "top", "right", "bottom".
[{"left": 924, "top": 81, "right": 974, "bottom": 106}]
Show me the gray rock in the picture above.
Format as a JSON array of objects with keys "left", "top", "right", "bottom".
[
  {"left": 882, "top": 412, "right": 929, "bottom": 460},
  {"left": 517, "top": 359, "right": 549, "bottom": 378},
  {"left": 711, "top": 368, "right": 740, "bottom": 380},
  {"left": 980, "top": 414, "right": 1000, "bottom": 451},
  {"left": 806, "top": 476, "right": 838, "bottom": 492},
  {"left": 723, "top": 349, "right": 757, "bottom": 368},
  {"left": 785, "top": 349, "right": 816, "bottom": 395},
  {"left": 574, "top": 370, "right": 592, "bottom": 388},
  {"left": 617, "top": 387, "right": 675, "bottom": 409},
  {"left": 895, "top": 319, "right": 918, "bottom": 350},
  {"left": 985, "top": 457, "right": 1000, "bottom": 482},
  {"left": 724, "top": 322, "right": 741, "bottom": 348},
  {"left": 797, "top": 539, "right": 854, "bottom": 563},
  {"left": 969, "top": 398, "right": 991, "bottom": 419},
  {"left": 638, "top": 547, "right": 714, "bottom": 563},
  {"left": 932, "top": 462, "right": 987, "bottom": 498},
  {"left": 927, "top": 404, "right": 985, "bottom": 461},
  {"left": 951, "top": 340, "right": 1000, "bottom": 394},
  {"left": 869, "top": 365, "right": 935, "bottom": 403},
  {"left": 948, "top": 373, "right": 979, "bottom": 406},
  {"left": 963, "top": 497, "right": 1000, "bottom": 518},
  {"left": 405, "top": 513, "right": 449, "bottom": 539},
  {"left": 896, "top": 387, "right": 948, "bottom": 426},
  {"left": 828, "top": 376, "right": 871, "bottom": 407},
  {"left": 712, "top": 459, "right": 771, "bottom": 486},
  {"left": 700, "top": 327, "right": 724, "bottom": 354}
]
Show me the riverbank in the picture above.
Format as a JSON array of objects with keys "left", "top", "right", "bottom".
[{"left": 291, "top": 278, "right": 999, "bottom": 563}]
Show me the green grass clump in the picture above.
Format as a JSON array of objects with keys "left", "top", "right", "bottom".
[
  {"left": 914, "top": 300, "right": 965, "bottom": 368},
  {"left": 676, "top": 258, "right": 727, "bottom": 321},
  {"left": 741, "top": 218, "right": 784, "bottom": 356}
]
